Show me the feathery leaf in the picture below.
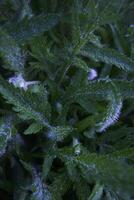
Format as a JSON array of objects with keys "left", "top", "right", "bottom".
[
  {"left": 5, "top": 14, "right": 60, "bottom": 44},
  {"left": 80, "top": 44, "right": 134, "bottom": 71}
]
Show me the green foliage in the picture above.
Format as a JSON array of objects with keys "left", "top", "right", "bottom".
[
  {"left": 88, "top": 183, "right": 103, "bottom": 200},
  {"left": 24, "top": 123, "right": 43, "bottom": 135},
  {"left": 0, "top": 29, "right": 24, "bottom": 72},
  {"left": 96, "top": 82, "right": 123, "bottom": 132},
  {"left": 0, "top": 76, "right": 51, "bottom": 128},
  {"left": 77, "top": 152, "right": 134, "bottom": 194},
  {"left": 0, "top": 0, "right": 134, "bottom": 199},
  {"left": 80, "top": 43, "right": 134, "bottom": 72},
  {"left": 30, "top": 169, "right": 52, "bottom": 200},
  {"left": 5, "top": 14, "right": 60, "bottom": 44},
  {"left": 0, "top": 117, "right": 12, "bottom": 157}
]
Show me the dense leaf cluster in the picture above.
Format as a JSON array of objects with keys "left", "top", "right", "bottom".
[{"left": 0, "top": 0, "right": 134, "bottom": 199}]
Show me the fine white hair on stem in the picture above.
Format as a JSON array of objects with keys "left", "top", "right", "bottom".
[
  {"left": 96, "top": 82, "right": 123, "bottom": 132},
  {"left": 97, "top": 99, "right": 122, "bottom": 132}
]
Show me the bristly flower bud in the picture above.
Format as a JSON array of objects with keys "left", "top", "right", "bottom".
[{"left": 8, "top": 73, "right": 39, "bottom": 91}]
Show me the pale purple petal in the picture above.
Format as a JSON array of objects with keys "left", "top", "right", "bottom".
[
  {"left": 8, "top": 73, "right": 39, "bottom": 91},
  {"left": 88, "top": 69, "right": 97, "bottom": 80}
]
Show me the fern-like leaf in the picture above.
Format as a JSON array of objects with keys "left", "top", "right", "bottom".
[
  {"left": 64, "top": 79, "right": 134, "bottom": 103},
  {"left": 49, "top": 172, "right": 71, "bottom": 200},
  {"left": 0, "top": 29, "right": 24, "bottom": 72},
  {"left": 77, "top": 153, "right": 134, "bottom": 195},
  {"left": 72, "top": 57, "right": 89, "bottom": 72},
  {"left": 62, "top": 79, "right": 134, "bottom": 131},
  {"left": 30, "top": 169, "right": 52, "bottom": 200},
  {"left": 0, "top": 76, "right": 51, "bottom": 129},
  {"left": 24, "top": 123, "right": 43, "bottom": 135},
  {"left": 5, "top": 14, "right": 60, "bottom": 44},
  {"left": 88, "top": 182, "right": 103, "bottom": 200},
  {"left": 0, "top": 117, "right": 12, "bottom": 157},
  {"left": 96, "top": 82, "right": 123, "bottom": 132},
  {"left": 80, "top": 43, "right": 134, "bottom": 71}
]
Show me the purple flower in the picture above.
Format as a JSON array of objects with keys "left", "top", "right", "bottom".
[
  {"left": 88, "top": 69, "right": 97, "bottom": 81},
  {"left": 9, "top": 73, "right": 39, "bottom": 91}
]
